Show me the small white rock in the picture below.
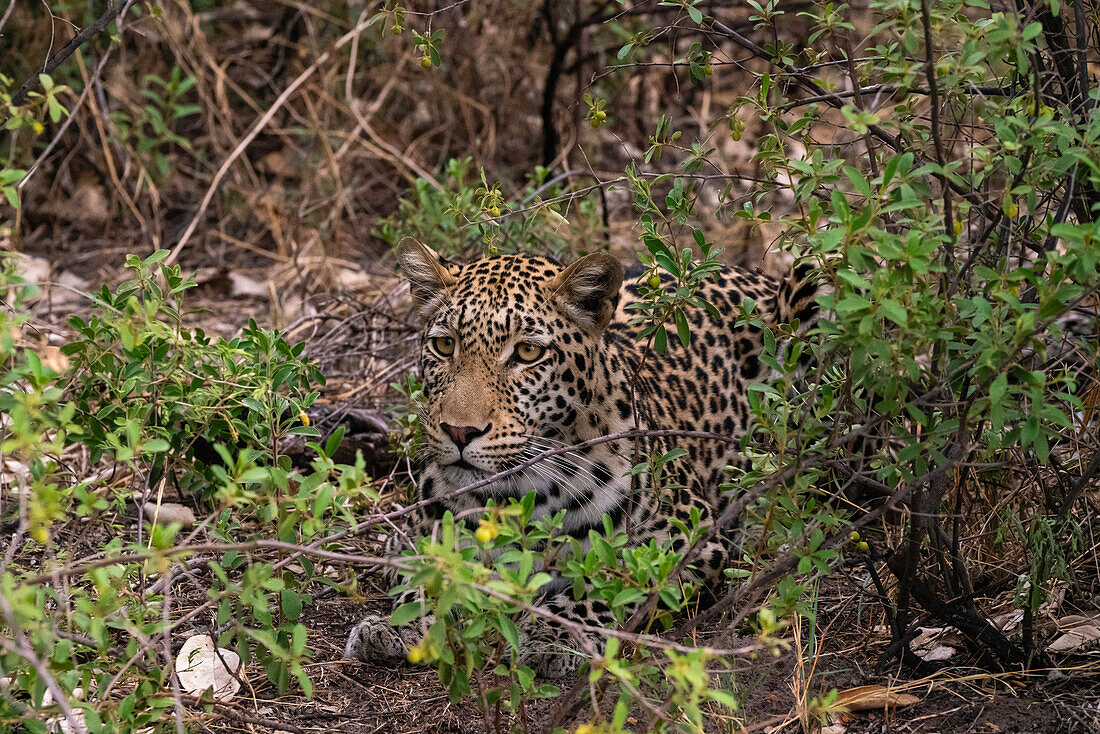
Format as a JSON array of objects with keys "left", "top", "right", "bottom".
[{"left": 175, "top": 634, "right": 242, "bottom": 702}]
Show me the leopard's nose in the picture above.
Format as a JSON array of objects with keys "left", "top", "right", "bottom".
[{"left": 441, "top": 422, "right": 491, "bottom": 450}]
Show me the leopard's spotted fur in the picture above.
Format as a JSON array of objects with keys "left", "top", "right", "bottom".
[{"left": 345, "top": 240, "right": 818, "bottom": 677}]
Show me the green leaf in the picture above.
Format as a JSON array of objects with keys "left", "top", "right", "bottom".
[
  {"left": 324, "top": 426, "right": 345, "bottom": 457},
  {"left": 836, "top": 269, "right": 871, "bottom": 291},
  {"left": 879, "top": 299, "right": 908, "bottom": 328},
  {"left": 707, "top": 688, "right": 740, "bottom": 709},
  {"left": 834, "top": 294, "right": 871, "bottom": 315},
  {"left": 389, "top": 600, "right": 426, "bottom": 626},
  {"left": 281, "top": 588, "right": 303, "bottom": 621},
  {"left": 498, "top": 615, "right": 520, "bottom": 653},
  {"left": 611, "top": 588, "right": 645, "bottom": 607},
  {"left": 293, "top": 662, "right": 313, "bottom": 698},
  {"left": 762, "top": 327, "right": 776, "bottom": 356},
  {"left": 674, "top": 308, "right": 691, "bottom": 348},
  {"left": 990, "top": 373, "right": 1007, "bottom": 406},
  {"left": 292, "top": 623, "right": 307, "bottom": 655},
  {"left": 654, "top": 324, "right": 668, "bottom": 354}
]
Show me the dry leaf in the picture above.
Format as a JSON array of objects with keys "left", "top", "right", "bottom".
[
  {"left": 834, "top": 684, "right": 920, "bottom": 712},
  {"left": 911, "top": 626, "right": 957, "bottom": 661},
  {"left": 990, "top": 609, "right": 1024, "bottom": 634},
  {"left": 44, "top": 687, "right": 151, "bottom": 734},
  {"left": 920, "top": 644, "right": 956, "bottom": 662},
  {"left": 144, "top": 502, "right": 196, "bottom": 528},
  {"left": 1039, "top": 582, "right": 1068, "bottom": 616},
  {"left": 1047, "top": 613, "right": 1100, "bottom": 653},
  {"left": 175, "top": 634, "right": 242, "bottom": 702},
  {"left": 40, "top": 346, "right": 70, "bottom": 373},
  {"left": 2, "top": 459, "right": 30, "bottom": 492}
]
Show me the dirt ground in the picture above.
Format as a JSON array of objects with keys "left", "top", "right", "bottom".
[{"left": 213, "top": 571, "right": 1100, "bottom": 734}]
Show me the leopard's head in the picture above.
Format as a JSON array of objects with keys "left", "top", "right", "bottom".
[{"left": 397, "top": 239, "right": 623, "bottom": 498}]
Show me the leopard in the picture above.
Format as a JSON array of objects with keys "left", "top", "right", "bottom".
[{"left": 345, "top": 238, "right": 819, "bottom": 678}]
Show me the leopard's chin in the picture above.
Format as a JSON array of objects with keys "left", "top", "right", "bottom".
[
  {"left": 435, "top": 459, "right": 493, "bottom": 482},
  {"left": 434, "top": 459, "right": 544, "bottom": 500},
  {"left": 448, "top": 458, "right": 480, "bottom": 472}
]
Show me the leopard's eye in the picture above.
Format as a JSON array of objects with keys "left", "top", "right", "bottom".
[
  {"left": 430, "top": 336, "right": 456, "bottom": 357},
  {"left": 513, "top": 342, "right": 545, "bottom": 364}
]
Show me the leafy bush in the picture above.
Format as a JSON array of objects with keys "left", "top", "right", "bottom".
[{"left": 0, "top": 251, "right": 376, "bottom": 731}]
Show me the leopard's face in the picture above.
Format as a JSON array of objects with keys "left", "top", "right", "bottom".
[{"left": 398, "top": 241, "right": 623, "bottom": 501}]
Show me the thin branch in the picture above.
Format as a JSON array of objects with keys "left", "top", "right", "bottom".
[
  {"left": 0, "top": 0, "right": 17, "bottom": 38},
  {"left": 1056, "top": 442, "right": 1100, "bottom": 523},
  {"left": 777, "top": 83, "right": 1016, "bottom": 111},
  {"left": 9, "top": 0, "right": 129, "bottom": 107},
  {"left": 919, "top": 0, "right": 954, "bottom": 244},
  {"left": 0, "top": 594, "right": 87, "bottom": 734},
  {"left": 707, "top": 16, "right": 995, "bottom": 220}
]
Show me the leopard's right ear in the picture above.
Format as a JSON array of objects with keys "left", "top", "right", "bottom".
[{"left": 395, "top": 238, "right": 458, "bottom": 316}]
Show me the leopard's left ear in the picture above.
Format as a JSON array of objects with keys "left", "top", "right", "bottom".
[
  {"left": 550, "top": 253, "right": 623, "bottom": 331},
  {"left": 395, "top": 238, "right": 458, "bottom": 316}
]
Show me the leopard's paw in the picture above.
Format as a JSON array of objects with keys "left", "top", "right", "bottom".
[
  {"left": 527, "top": 650, "right": 584, "bottom": 679},
  {"left": 344, "top": 613, "right": 418, "bottom": 663}
]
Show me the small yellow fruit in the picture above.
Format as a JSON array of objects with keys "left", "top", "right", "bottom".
[
  {"left": 490, "top": 206, "right": 501, "bottom": 217},
  {"left": 421, "top": 55, "right": 432, "bottom": 68},
  {"left": 590, "top": 118, "right": 601, "bottom": 129},
  {"left": 299, "top": 411, "right": 310, "bottom": 426},
  {"left": 647, "top": 274, "right": 661, "bottom": 289},
  {"left": 475, "top": 521, "right": 499, "bottom": 544},
  {"left": 704, "top": 64, "right": 713, "bottom": 76},
  {"left": 392, "top": 24, "right": 403, "bottom": 35},
  {"left": 1004, "top": 201, "right": 1018, "bottom": 218},
  {"left": 32, "top": 121, "right": 44, "bottom": 134},
  {"left": 848, "top": 530, "right": 861, "bottom": 542},
  {"left": 596, "top": 110, "right": 606, "bottom": 120},
  {"left": 856, "top": 541, "right": 870, "bottom": 552},
  {"left": 407, "top": 645, "right": 425, "bottom": 664},
  {"left": 953, "top": 220, "right": 964, "bottom": 236}
]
